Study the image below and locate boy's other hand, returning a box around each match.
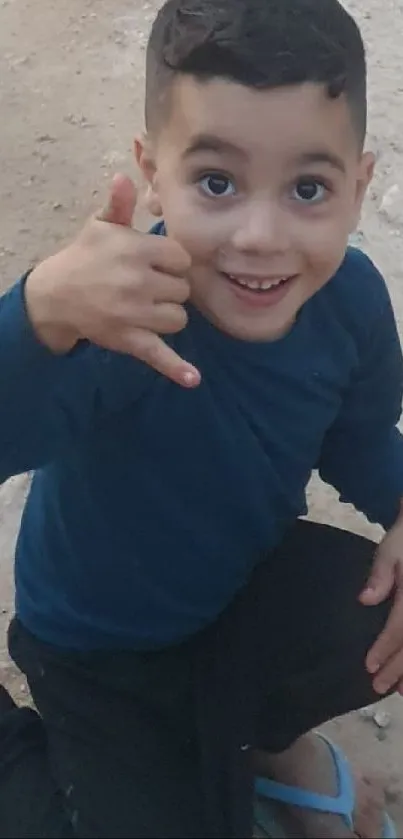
[25,174,201,389]
[360,508,403,695]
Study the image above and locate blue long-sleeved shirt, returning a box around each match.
[1,245,403,649]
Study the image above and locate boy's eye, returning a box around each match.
[198,173,236,198]
[292,178,327,204]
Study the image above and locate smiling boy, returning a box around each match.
[0,0,401,836]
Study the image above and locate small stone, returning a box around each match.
[349,230,365,247]
[19,683,27,693]
[37,134,57,144]
[381,184,400,208]
[359,705,376,719]
[11,55,30,68]
[373,710,391,729]
[376,729,388,742]
[53,202,63,210]
[380,184,403,225]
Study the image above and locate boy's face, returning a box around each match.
[137,77,374,342]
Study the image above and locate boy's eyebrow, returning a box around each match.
[295,150,346,173]
[182,136,347,173]
[182,134,248,160]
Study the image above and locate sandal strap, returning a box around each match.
[255,733,355,827]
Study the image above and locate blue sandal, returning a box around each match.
[254,733,396,838]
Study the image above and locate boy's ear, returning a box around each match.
[134,135,163,218]
[351,150,375,231]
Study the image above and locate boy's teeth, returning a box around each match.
[229,274,286,291]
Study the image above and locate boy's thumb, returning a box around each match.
[99,174,137,227]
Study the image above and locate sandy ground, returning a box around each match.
[1,0,403,832]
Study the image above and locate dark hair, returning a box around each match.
[145,0,367,142]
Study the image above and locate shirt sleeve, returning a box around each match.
[318,277,403,530]
[0,276,153,482]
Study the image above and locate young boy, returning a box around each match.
[0,0,402,835]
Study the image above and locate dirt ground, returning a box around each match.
[1,0,403,832]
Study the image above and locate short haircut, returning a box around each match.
[145,0,367,144]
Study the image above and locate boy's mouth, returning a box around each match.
[221,272,297,307]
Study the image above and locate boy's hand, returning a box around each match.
[360,507,403,695]
[25,174,200,388]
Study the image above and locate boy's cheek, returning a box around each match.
[303,217,352,272]
[164,206,227,262]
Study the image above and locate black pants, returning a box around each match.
[0,522,392,838]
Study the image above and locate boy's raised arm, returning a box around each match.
[0,176,199,482]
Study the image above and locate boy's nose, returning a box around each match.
[231,201,290,255]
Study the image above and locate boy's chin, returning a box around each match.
[202,306,298,343]
[228,319,296,343]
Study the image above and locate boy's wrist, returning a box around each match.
[24,255,80,354]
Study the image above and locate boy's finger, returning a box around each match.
[127,330,201,388]
[98,174,137,227]
[149,238,192,277]
[366,592,403,674]
[359,551,395,606]
[372,647,403,695]
[134,302,189,335]
[151,273,190,305]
